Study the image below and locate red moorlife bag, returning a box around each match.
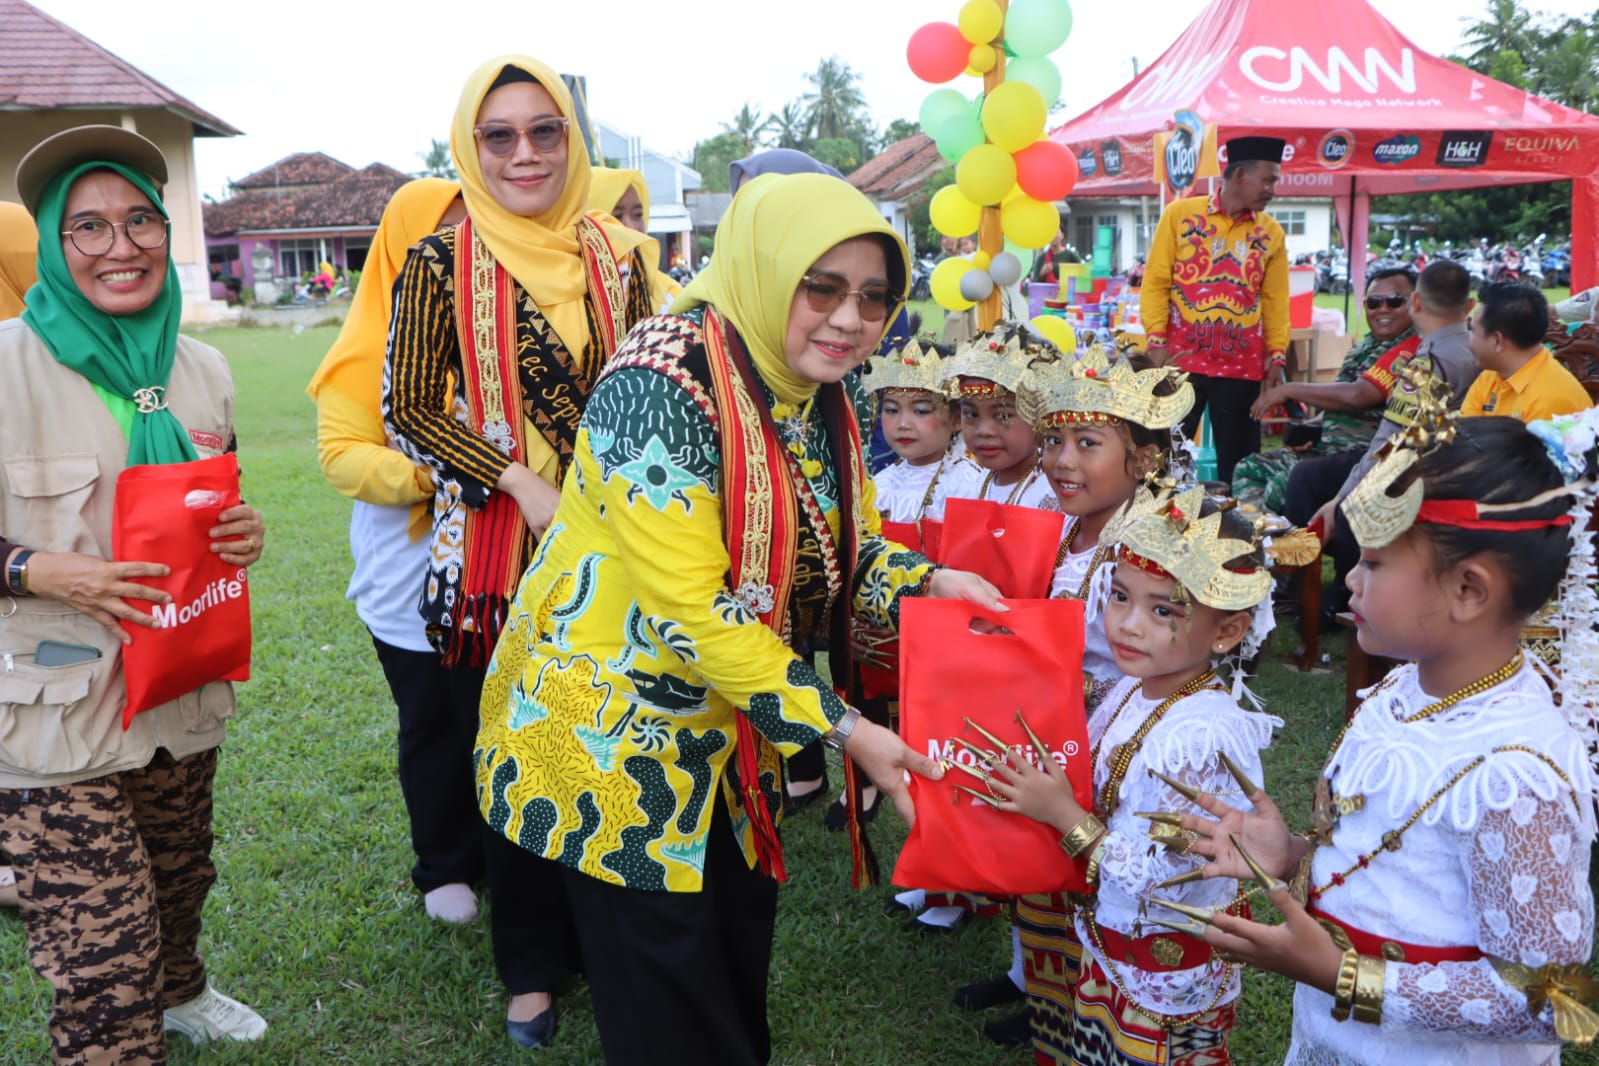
[893,596,1092,896]
[940,497,1065,599]
[113,453,252,727]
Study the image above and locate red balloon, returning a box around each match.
[1014,139,1080,201]
[907,22,971,84]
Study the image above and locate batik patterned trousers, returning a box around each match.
[0,747,220,1065]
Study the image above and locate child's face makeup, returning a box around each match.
[1042,421,1143,520]
[1105,563,1240,696]
[1345,532,1452,662]
[879,390,955,465]
[959,388,1039,479]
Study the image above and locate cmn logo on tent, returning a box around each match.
[1437,131,1491,168]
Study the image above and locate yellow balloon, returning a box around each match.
[958,0,1004,43]
[956,144,1017,206]
[1001,193,1060,248]
[1031,314,1078,353]
[931,257,977,312]
[929,185,982,238]
[981,81,1048,153]
[967,43,997,73]
[972,250,992,271]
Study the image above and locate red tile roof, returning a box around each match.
[232,152,354,191]
[204,160,415,237]
[0,0,240,136]
[849,134,947,200]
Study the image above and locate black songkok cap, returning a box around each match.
[1224,136,1286,164]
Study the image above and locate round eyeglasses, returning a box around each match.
[473,119,569,157]
[61,213,170,257]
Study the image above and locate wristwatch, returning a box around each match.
[822,705,862,751]
[5,548,33,596]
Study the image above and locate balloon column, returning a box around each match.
[909,0,1078,330]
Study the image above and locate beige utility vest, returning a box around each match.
[0,319,238,788]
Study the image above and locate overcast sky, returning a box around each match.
[30,0,1595,200]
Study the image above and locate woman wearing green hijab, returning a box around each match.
[475,172,1002,1063]
[0,126,267,1062]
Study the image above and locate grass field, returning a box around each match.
[0,324,1591,1065]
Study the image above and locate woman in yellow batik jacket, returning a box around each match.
[476,172,1000,1065]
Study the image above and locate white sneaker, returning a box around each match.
[423,882,479,924]
[164,984,267,1044]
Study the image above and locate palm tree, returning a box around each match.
[1533,24,1596,109]
[803,57,869,143]
[763,101,810,150]
[721,104,766,155]
[417,138,455,180]
[1460,0,1535,70]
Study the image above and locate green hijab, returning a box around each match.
[670,172,908,406]
[22,160,197,465]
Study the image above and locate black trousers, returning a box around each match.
[1181,373,1264,487]
[1284,450,1363,607]
[448,664,577,995]
[561,799,779,1065]
[370,636,484,892]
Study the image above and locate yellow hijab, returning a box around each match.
[587,167,649,224]
[450,55,651,361]
[671,172,908,406]
[306,177,460,408]
[0,201,39,319]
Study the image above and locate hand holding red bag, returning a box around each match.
[113,453,252,727]
[893,596,1092,897]
[940,497,1065,599]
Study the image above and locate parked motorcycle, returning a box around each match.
[909,256,935,301]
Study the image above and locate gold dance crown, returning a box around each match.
[1106,484,1271,611]
[1342,366,1458,550]
[1017,345,1193,430]
[863,338,955,400]
[942,328,1047,398]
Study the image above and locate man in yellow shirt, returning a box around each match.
[1461,282,1591,421]
[1142,136,1289,483]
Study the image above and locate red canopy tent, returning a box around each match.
[1048,0,1599,295]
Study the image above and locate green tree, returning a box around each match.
[904,167,956,257]
[1533,22,1597,110]
[1459,0,1535,68]
[722,103,766,156]
[806,137,867,175]
[803,57,870,142]
[1487,47,1528,89]
[692,131,746,193]
[877,118,923,151]
[417,138,455,180]
[763,102,810,150]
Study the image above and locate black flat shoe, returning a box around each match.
[823,792,881,832]
[982,1009,1032,1047]
[782,774,829,817]
[954,974,1025,1011]
[506,1009,556,1049]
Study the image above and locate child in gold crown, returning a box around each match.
[938,326,1058,512]
[982,484,1282,1064]
[1165,410,1599,1066]
[862,337,963,535]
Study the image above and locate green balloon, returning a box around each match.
[935,113,985,163]
[1005,56,1062,107]
[1006,0,1073,57]
[920,89,971,138]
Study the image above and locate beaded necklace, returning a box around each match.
[978,463,1043,507]
[1092,670,1221,817]
[1053,519,1113,602]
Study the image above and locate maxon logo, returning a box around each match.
[1077,146,1098,178]
[1373,134,1422,164]
[1437,131,1491,168]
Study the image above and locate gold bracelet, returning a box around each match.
[1059,813,1106,858]
[1084,836,1108,890]
[1330,947,1359,1022]
[1352,954,1385,1025]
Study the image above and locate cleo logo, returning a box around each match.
[1318,130,1354,169]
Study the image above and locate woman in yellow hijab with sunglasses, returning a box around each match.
[383,54,658,1051]
[475,172,1001,1063]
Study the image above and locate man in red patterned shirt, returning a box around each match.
[1142,136,1290,483]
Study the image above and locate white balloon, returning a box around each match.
[989,252,1024,287]
[959,270,996,301]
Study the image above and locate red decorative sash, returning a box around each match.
[702,310,869,884]
[447,217,532,668]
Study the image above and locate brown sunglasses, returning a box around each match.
[799,273,902,322]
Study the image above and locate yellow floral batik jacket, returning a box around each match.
[475,313,934,891]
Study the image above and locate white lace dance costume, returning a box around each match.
[1051,515,1119,706]
[873,446,965,523]
[939,456,1059,512]
[1287,662,1597,1066]
[1077,677,1283,1017]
